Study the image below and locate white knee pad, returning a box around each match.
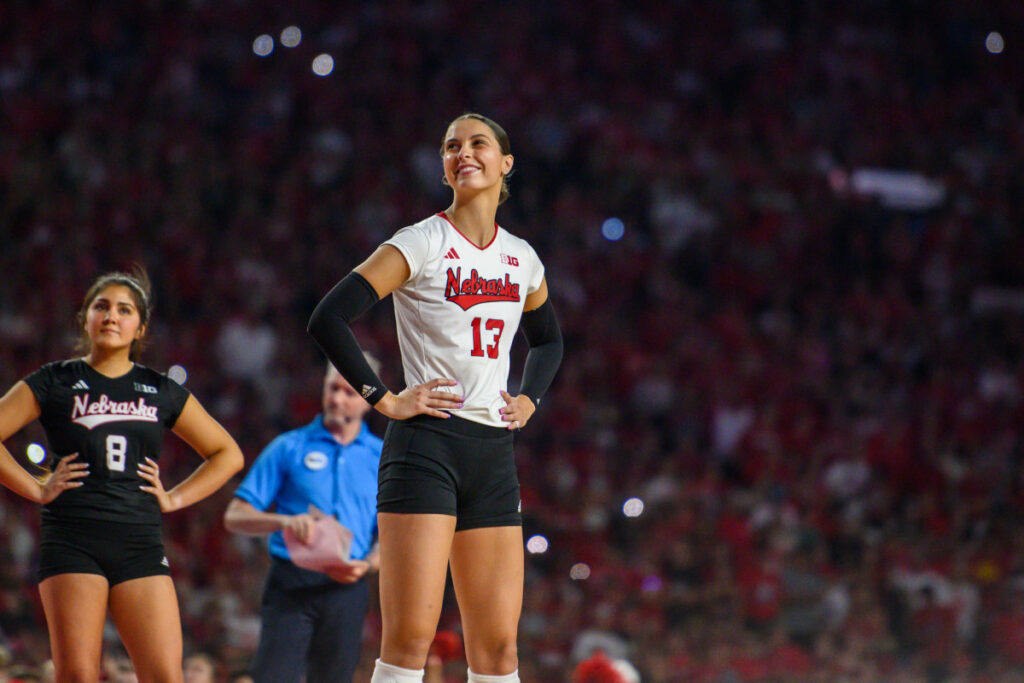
[467,670,520,682]
[371,659,425,683]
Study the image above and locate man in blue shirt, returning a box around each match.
[224,358,384,683]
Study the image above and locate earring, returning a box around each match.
[441,176,450,187]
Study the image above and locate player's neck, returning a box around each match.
[444,200,497,248]
[83,351,134,378]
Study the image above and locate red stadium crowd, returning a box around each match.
[2,0,1024,681]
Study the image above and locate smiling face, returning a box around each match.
[83,285,145,356]
[441,116,514,204]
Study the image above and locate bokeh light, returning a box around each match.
[526,535,549,554]
[641,574,663,592]
[252,34,274,57]
[168,365,188,385]
[312,54,335,77]
[986,32,1004,54]
[569,563,591,580]
[622,497,645,517]
[601,217,625,241]
[281,26,302,48]
[27,444,45,465]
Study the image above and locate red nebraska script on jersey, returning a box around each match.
[444,267,520,310]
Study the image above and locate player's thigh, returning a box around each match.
[39,573,110,680]
[109,575,184,683]
[449,525,524,667]
[378,512,456,642]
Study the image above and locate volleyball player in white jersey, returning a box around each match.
[308,113,563,683]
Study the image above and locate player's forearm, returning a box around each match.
[518,299,563,405]
[166,446,243,512]
[0,445,44,503]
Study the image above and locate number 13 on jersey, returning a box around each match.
[470,317,504,359]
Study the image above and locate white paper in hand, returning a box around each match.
[283,505,354,573]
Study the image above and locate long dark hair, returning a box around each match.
[75,265,153,361]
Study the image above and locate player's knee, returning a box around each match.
[469,639,518,674]
[385,630,437,661]
[55,663,101,683]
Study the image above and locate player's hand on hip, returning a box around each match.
[39,453,89,503]
[499,391,536,431]
[284,513,318,544]
[377,379,463,420]
[137,457,179,512]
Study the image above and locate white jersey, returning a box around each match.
[383,213,545,427]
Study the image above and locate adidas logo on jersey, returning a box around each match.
[444,248,460,259]
[361,384,375,399]
[161,556,170,567]
[71,380,89,390]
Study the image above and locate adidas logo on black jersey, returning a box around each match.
[71,380,89,391]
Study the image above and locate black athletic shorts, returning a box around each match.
[37,517,171,585]
[378,414,521,530]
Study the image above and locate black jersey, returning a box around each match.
[22,359,190,526]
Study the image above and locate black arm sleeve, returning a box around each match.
[518,298,563,406]
[307,272,390,406]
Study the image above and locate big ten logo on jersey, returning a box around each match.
[500,253,519,267]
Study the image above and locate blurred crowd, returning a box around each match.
[2,0,1024,681]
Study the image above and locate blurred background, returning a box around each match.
[2,0,1024,681]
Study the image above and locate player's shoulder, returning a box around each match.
[130,365,191,404]
[390,213,447,239]
[496,224,535,251]
[385,214,453,269]
[51,358,86,373]
[27,358,81,383]
[132,364,178,388]
[497,225,542,263]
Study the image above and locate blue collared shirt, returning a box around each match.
[233,416,382,562]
